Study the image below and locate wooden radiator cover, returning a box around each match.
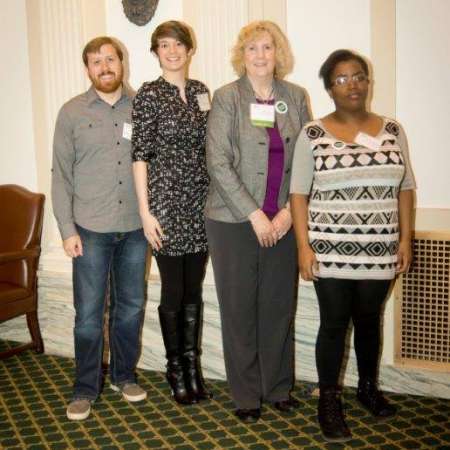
[395,231,450,372]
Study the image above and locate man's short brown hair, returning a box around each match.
[150,21,194,54]
[82,36,123,67]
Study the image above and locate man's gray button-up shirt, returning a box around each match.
[52,85,141,240]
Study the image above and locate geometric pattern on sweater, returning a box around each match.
[319,261,398,280]
[385,120,400,136]
[314,166,405,191]
[314,149,404,172]
[305,118,406,280]
[311,186,398,201]
[311,238,398,258]
[309,210,399,226]
[321,261,396,269]
[306,124,326,139]
[309,224,398,235]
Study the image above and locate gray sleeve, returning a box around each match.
[299,88,312,126]
[51,107,77,240]
[397,123,417,191]
[290,128,314,195]
[206,88,259,219]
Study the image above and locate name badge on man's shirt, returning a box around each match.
[354,132,382,151]
[122,122,132,140]
[250,103,275,128]
[197,93,211,111]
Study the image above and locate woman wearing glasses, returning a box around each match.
[290,50,415,442]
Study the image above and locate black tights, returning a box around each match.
[313,278,391,387]
[155,252,208,313]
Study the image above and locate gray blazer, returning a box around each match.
[205,75,311,223]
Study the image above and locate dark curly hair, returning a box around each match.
[319,49,369,90]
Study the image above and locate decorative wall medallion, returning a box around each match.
[122,0,159,26]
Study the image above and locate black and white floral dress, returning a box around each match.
[131,77,209,256]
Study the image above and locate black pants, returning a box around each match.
[313,278,391,386]
[155,252,208,312]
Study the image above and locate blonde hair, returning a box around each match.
[231,21,294,79]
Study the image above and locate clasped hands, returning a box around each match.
[249,208,292,248]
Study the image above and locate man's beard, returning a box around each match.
[90,70,123,94]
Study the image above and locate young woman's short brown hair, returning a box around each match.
[150,21,194,53]
[82,36,123,67]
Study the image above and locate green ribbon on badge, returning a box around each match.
[251,118,275,127]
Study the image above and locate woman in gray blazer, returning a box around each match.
[205,20,311,423]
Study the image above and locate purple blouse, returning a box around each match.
[259,100,285,218]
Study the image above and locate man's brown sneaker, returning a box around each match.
[110,383,147,402]
[66,399,91,421]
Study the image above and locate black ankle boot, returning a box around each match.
[357,378,397,418]
[318,386,352,443]
[158,307,197,405]
[183,304,212,401]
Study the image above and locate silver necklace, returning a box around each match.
[254,86,274,104]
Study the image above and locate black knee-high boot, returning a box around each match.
[158,307,197,405]
[183,303,212,401]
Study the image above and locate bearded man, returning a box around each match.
[52,37,147,420]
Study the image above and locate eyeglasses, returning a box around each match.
[331,73,368,86]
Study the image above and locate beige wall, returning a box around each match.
[287,0,371,118]
[397,0,450,209]
[0,0,37,190]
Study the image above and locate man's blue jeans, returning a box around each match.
[72,225,147,400]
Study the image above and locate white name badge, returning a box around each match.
[122,122,132,140]
[250,103,275,128]
[196,93,211,111]
[354,132,382,151]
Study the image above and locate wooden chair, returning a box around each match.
[0,184,45,358]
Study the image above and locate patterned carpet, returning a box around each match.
[0,341,449,450]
